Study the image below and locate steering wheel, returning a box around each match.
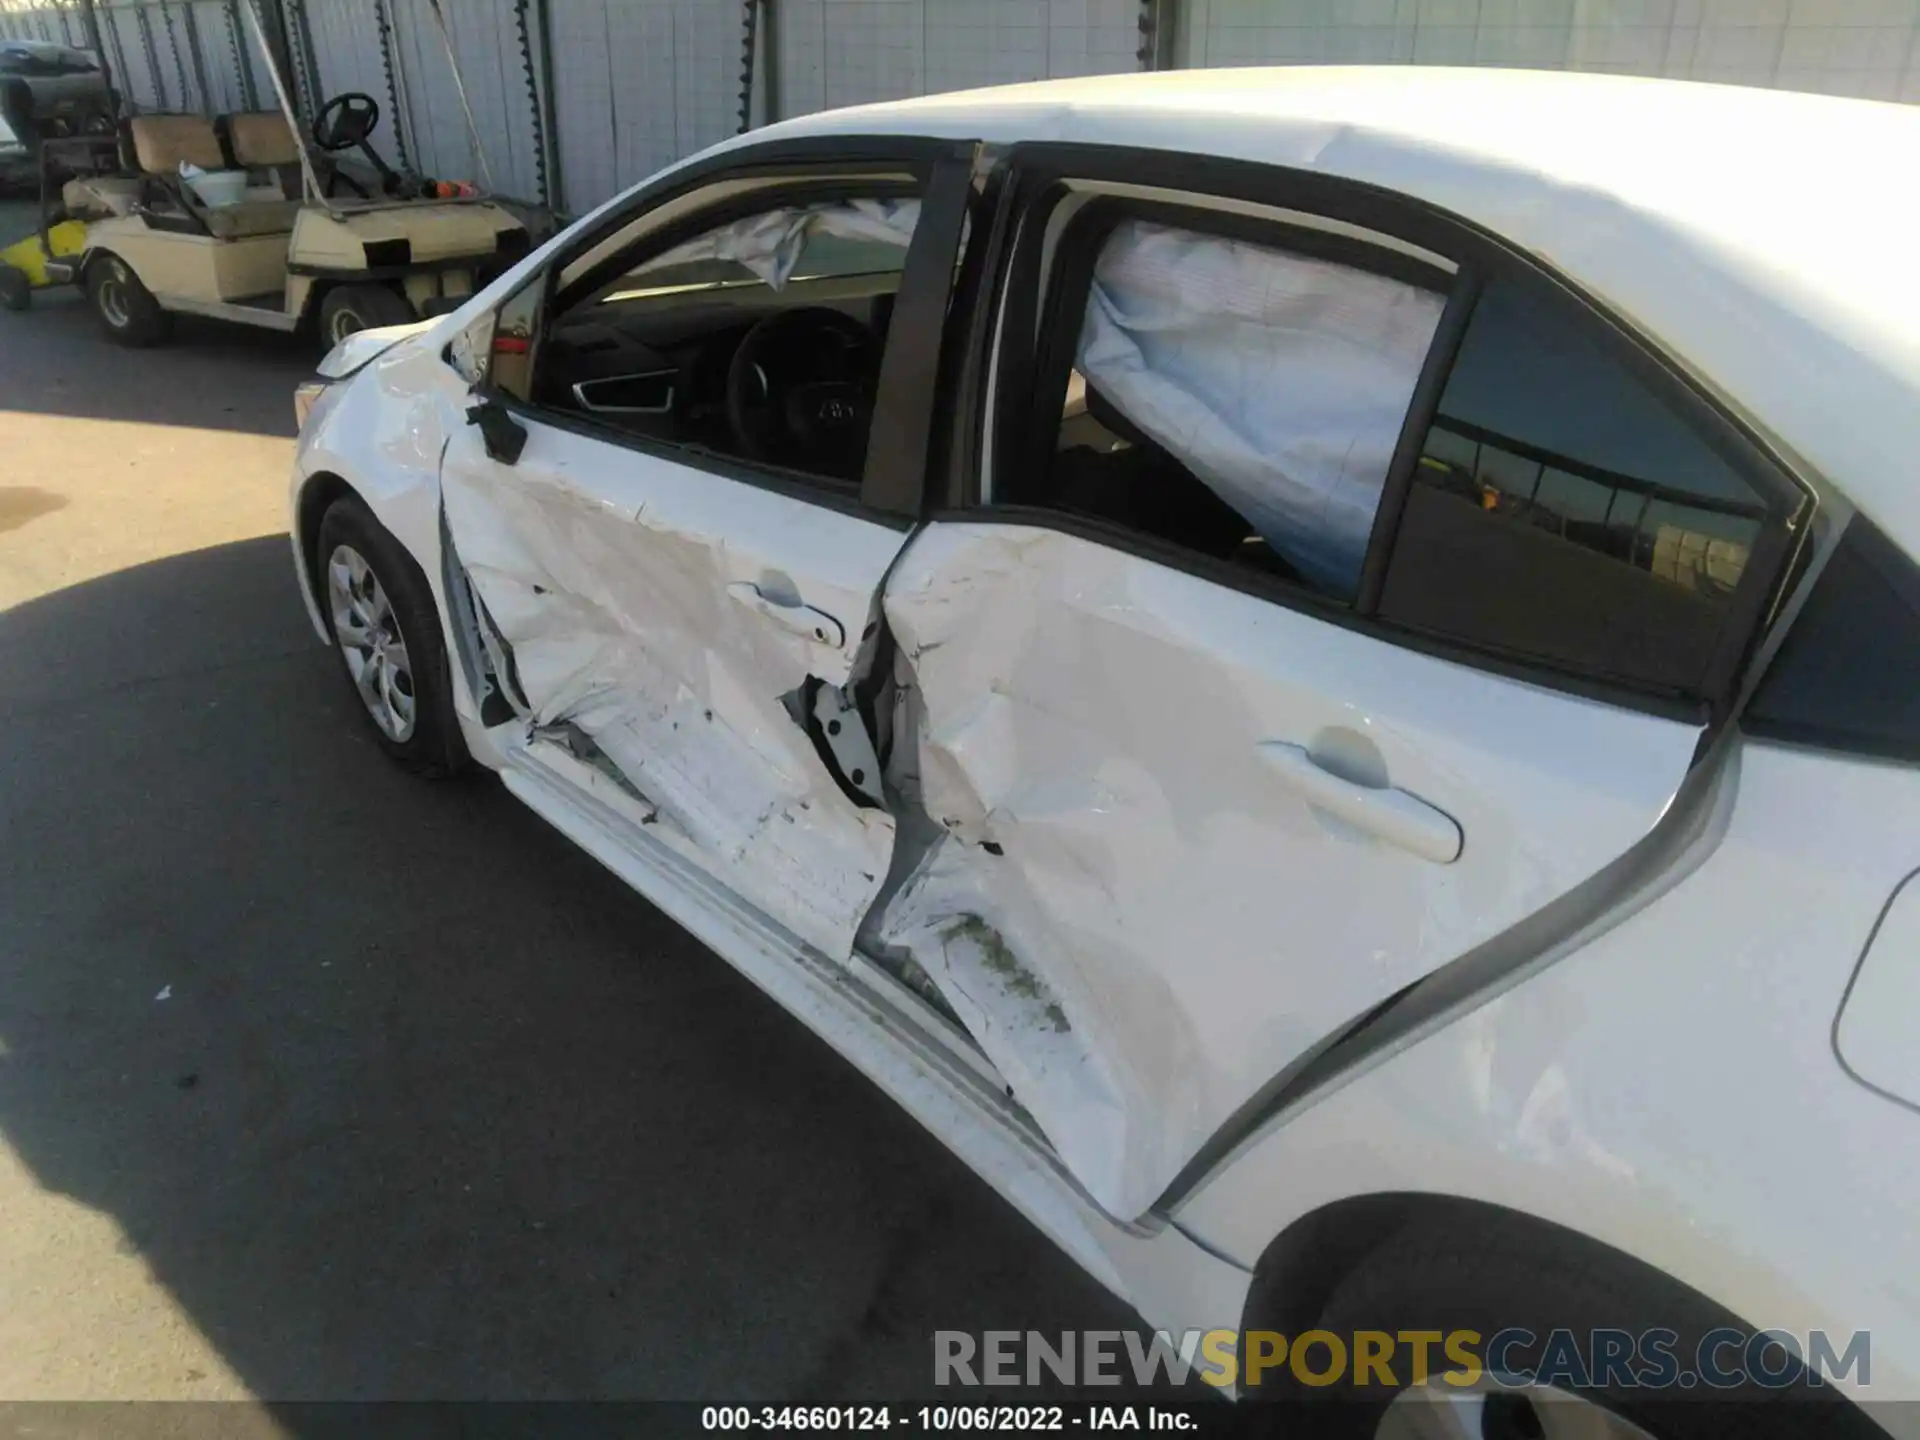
[725,308,879,478]
[312,91,380,152]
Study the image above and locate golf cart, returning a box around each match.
[2,3,534,348]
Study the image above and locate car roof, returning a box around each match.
[718,67,1920,553]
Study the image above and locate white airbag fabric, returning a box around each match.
[1076,220,1444,594]
[639,198,920,292]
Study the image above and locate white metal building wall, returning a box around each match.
[394,0,543,198]
[11,0,1920,208]
[102,3,162,107]
[544,0,744,211]
[775,0,1143,115]
[300,0,393,128]
[188,0,258,113]
[296,0,544,201]
[1180,0,1920,102]
[0,0,68,43]
[0,0,270,115]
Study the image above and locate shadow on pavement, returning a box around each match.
[0,287,316,440]
[0,537,1193,1412]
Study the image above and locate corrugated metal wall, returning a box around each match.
[0,0,270,115]
[774,0,1143,111]
[1178,0,1920,103]
[546,0,742,209]
[388,0,543,199]
[6,0,1920,211]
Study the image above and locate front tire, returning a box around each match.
[318,283,415,349]
[316,494,469,777]
[86,254,171,346]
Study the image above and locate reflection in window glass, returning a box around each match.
[1418,413,1759,599]
[604,199,918,305]
[1380,277,1775,696]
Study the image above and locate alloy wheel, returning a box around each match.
[327,542,416,742]
[1376,1376,1660,1440]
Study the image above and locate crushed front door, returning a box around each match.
[440,424,905,960]
[436,144,977,961]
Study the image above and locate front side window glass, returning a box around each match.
[533,194,921,487]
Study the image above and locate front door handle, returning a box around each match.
[726,582,846,649]
[1257,741,1463,864]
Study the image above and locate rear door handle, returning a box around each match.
[726,582,846,649]
[1256,741,1463,864]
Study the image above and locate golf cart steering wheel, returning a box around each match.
[312,92,380,152]
[725,308,878,478]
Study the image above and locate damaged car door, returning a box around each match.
[437,145,972,960]
[865,160,1801,1221]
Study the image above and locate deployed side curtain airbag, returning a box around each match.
[637,198,921,292]
[1076,220,1445,595]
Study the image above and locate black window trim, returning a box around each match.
[476,133,977,528]
[944,140,1813,725]
[1742,508,1920,764]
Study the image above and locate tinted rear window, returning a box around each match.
[1378,275,1776,699]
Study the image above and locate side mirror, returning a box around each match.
[466,397,527,466]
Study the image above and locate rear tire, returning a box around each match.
[86,254,171,346]
[0,264,28,312]
[1253,1220,1877,1439]
[316,493,469,778]
[318,283,415,350]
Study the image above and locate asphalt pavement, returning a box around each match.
[0,199,1177,1420]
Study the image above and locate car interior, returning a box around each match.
[533,207,912,486]
[1013,210,1395,596]
[1045,370,1305,583]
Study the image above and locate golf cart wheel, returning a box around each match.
[318,284,414,349]
[316,492,469,778]
[86,254,171,346]
[0,264,28,312]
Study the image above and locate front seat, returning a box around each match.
[1072,382,1253,559]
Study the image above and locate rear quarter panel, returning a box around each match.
[1174,738,1920,1422]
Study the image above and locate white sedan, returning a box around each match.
[288,66,1920,1437]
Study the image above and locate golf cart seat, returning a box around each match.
[127,114,301,238]
[219,110,304,194]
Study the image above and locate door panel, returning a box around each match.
[441,415,903,959]
[873,522,1704,1219]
